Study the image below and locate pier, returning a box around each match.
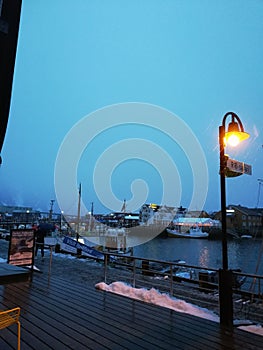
[0,255,262,349]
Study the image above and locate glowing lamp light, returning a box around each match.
[224,118,250,147]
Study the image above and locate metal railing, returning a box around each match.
[103,252,218,294]
[102,252,263,302]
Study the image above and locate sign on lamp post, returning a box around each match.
[226,158,252,176]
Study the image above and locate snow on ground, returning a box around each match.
[238,324,263,336]
[95,281,263,336]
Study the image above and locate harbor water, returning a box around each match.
[133,236,263,275]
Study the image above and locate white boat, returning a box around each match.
[154,261,198,282]
[100,227,133,256]
[241,235,252,239]
[166,226,209,239]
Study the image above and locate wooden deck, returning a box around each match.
[0,268,262,349]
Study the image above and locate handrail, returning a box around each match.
[102,251,263,300]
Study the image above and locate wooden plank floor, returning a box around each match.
[0,270,262,349]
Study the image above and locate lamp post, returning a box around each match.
[218,112,250,329]
[26,210,30,226]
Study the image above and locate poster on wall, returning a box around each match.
[8,229,35,266]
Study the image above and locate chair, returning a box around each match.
[0,307,21,350]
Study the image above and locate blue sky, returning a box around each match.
[0,0,262,215]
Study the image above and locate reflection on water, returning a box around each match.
[134,237,263,275]
[199,246,209,268]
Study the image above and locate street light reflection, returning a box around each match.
[199,246,209,267]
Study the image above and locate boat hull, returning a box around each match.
[166,228,209,239]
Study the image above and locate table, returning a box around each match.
[0,263,31,284]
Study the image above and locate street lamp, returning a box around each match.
[26,210,30,226]
[219,112,250,328]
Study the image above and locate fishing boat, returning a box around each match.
[240,234,253,239]
[166,226,209,239]
[166,217,216,239]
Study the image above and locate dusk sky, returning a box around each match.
[0,0,262,216]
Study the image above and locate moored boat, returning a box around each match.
[240,234,253,239]
[166,226,209,239]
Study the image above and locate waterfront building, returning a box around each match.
[139,203,213,225]
[214,204,263,237]
[0,205,41,224]
[139,203,173,225]
[97,212,140,228]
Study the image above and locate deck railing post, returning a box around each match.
[133,258,136,288]
[218,268,233,329]
[170,264,173,296]
[104,253,108,284]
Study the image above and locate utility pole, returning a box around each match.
[49,200,55,222]
[91,202,94,216]
[256,179,263,208]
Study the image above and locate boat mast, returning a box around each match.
[88,202,94,232]
[76,183,81,241]
[121,199,126,213]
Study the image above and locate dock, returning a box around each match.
[0,264,262,349]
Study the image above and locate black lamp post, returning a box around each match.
[218,112,249,328]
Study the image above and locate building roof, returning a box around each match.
[172,217,219,226]
[228,205,263,216]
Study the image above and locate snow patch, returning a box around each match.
[95,281,219,322]
[238,324,263,336]
[95,281,263,336]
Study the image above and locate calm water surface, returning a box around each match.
[133,237,263,275]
